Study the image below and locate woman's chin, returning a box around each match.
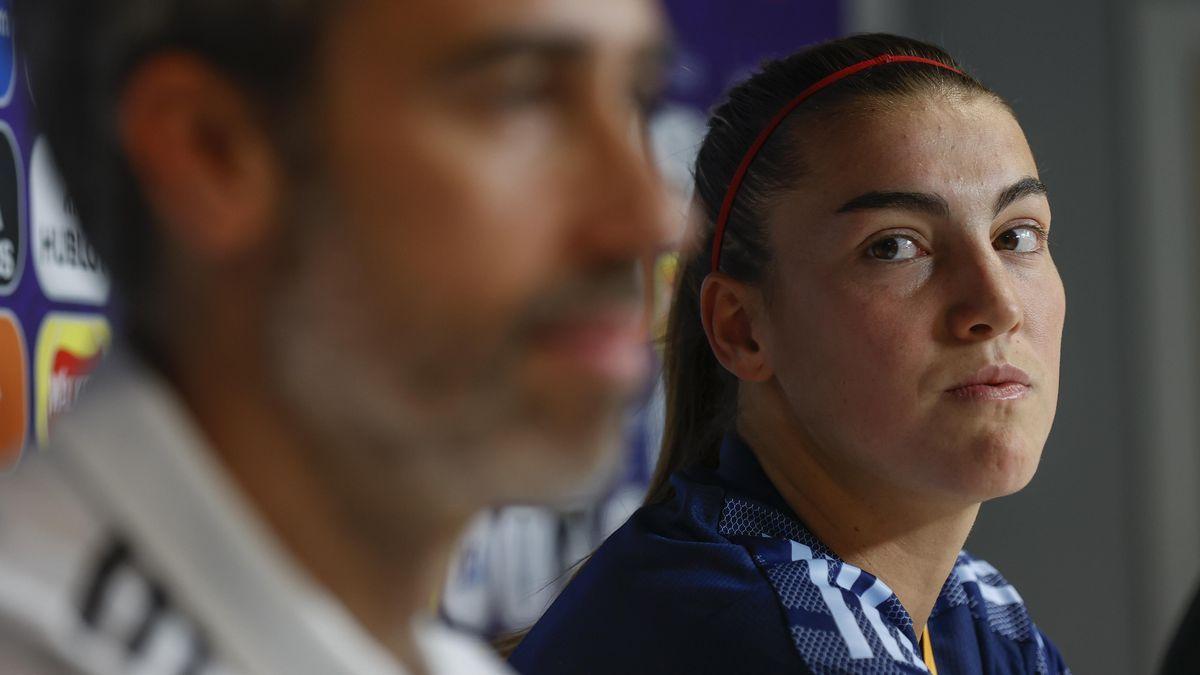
[943,432,1044,502]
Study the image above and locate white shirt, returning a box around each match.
[0,353,514,675]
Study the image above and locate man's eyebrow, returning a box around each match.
[435,33,592,76]
[993,177,1048,217]
[836,191,951,219]
[435,30,673,78]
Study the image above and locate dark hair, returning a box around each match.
[646,33,1001,505]
[14,0,333,342]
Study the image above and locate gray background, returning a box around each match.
[848,2,1200,674]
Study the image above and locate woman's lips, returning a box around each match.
[947,382,1030,401]
[945,363,1032,402]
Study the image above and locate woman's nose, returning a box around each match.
[944,252,1023,342]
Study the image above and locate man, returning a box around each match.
[1,1,670,673]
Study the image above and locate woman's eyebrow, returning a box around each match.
[835,178,1048,220]
[993,177,1048,217]
[836,191,950,219]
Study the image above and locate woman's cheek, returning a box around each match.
[846,293,927,364]
[1018,267,1066,353]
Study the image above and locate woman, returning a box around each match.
[510,33,1069,675]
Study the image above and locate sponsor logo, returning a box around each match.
[31,136,110,304]
[0,310,26,469]
[0,0,14,108]
[0,122,20,294]
[35,314,110,445]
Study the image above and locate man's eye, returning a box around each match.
[473,61,559,110]
[867,235,924,261]
[994,226,1043,253]
[490,79,555,109]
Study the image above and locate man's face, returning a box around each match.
[270,0,671,508]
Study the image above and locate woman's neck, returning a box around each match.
[737,398,979,636]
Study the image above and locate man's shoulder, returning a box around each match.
[417,621,515,675]
[0,451,236,675]
[0,453,119,675]
[0,451,107,624]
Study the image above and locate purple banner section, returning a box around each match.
[662,0,841,109]
[0,0,113,467]
[648,0,841,211]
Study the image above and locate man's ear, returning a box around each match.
[118,52,282,261]
[699,272,773,382]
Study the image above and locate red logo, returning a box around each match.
[34,313,110,446]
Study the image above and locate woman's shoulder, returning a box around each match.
[936,550,1043,627]
[509,477,804,675]
[552,479,772,602]
[931,550,1071,674]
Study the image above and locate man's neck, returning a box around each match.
[738,396,977,636]
[166,337,466,674]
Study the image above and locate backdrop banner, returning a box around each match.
[0,0,113,471]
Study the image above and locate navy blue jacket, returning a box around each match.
[511,435,1069,675]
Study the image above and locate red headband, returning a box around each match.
[709,54,964,274]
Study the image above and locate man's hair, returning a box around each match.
[15,0,332,337]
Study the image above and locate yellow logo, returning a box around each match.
[35,313,110,446]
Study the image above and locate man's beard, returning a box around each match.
[261,190,643,542]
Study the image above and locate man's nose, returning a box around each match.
[567,105,674,266]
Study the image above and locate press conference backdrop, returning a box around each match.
[0,0,113,473]
[0,0,842,627]
[5,3,1189,674]
[0,0,841,477]
[0,0,843,493]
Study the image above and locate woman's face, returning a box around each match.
[759,94,1064,504]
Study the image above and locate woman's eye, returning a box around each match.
[994,226,1043,253]
[867,235,924,261]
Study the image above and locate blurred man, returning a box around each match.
[0,1,669,673]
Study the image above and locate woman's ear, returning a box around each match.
[700,273,773,382]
